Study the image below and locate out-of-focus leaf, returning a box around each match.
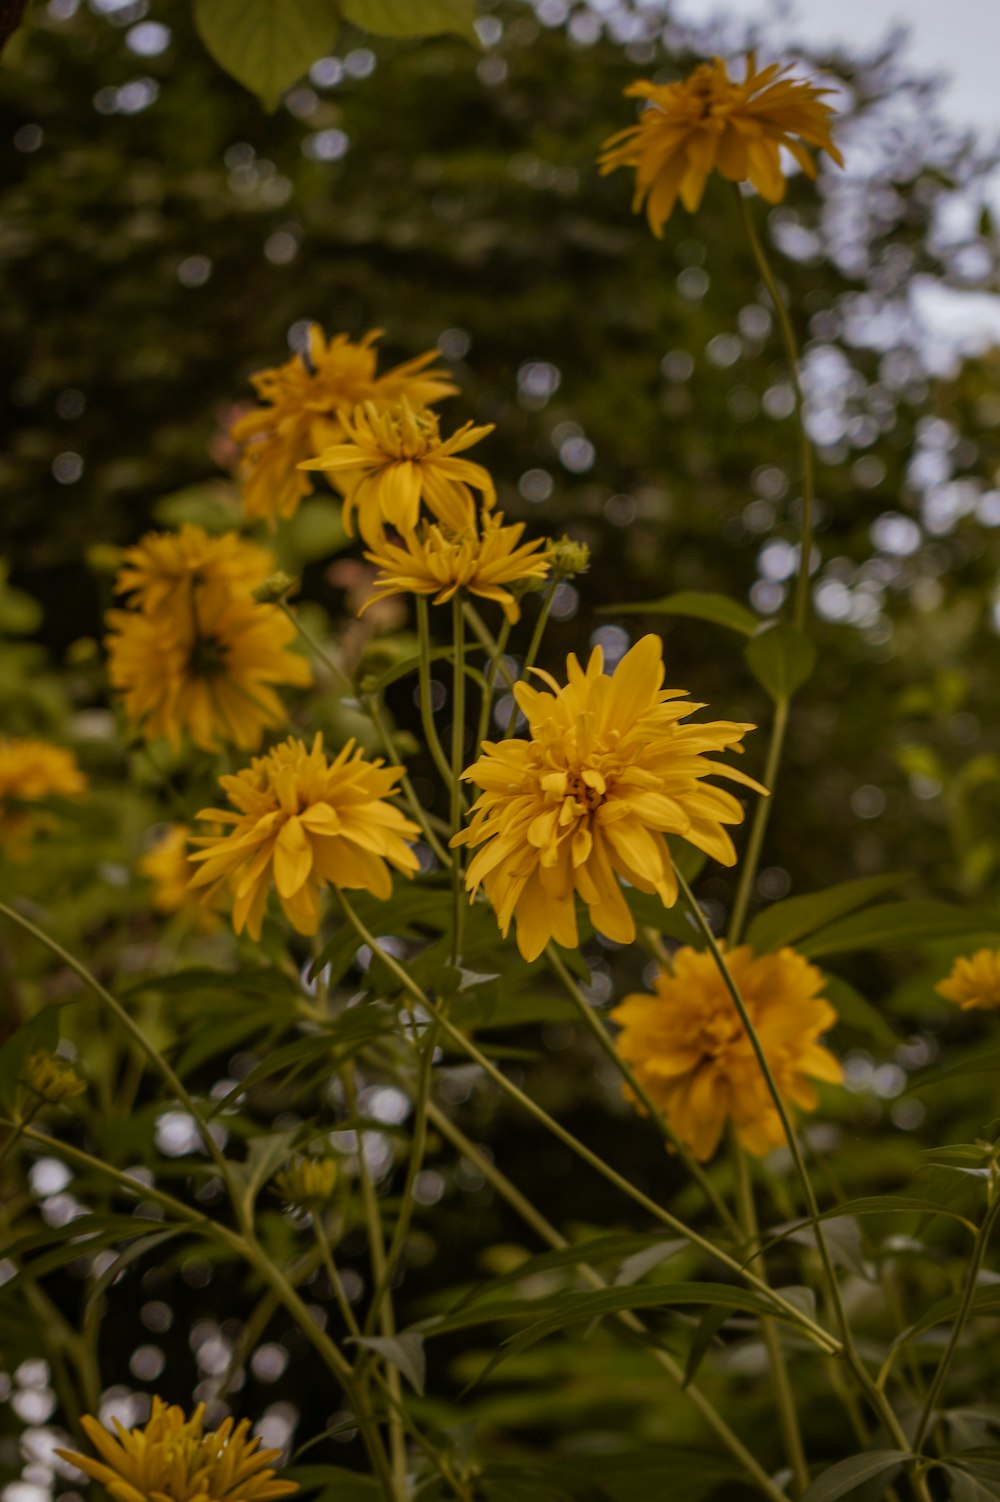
[0,1005,59,1115]
[798,903,998,959]
[286,1466,381,1501]
[604,590,758,636]
[232,1128,301,1213]
[756,1197,978,1263]
[801,1451,911,1501]
[349,1332,426,1394]
[195,0,340,108]
[682,1303,729,1388]
[822,975,902,1048]
[0,1216,172,1296]
[84,1227,188,1316]
[745,621,816,701]
[745,874,907,954]
[341,0,477,42]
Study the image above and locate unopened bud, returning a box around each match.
[548,536,590,578]
[252,571,298,605]
[23,1050,85,1106]
[274,1156,338,1209]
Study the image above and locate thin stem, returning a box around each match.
[427,1101,789,1502]
[503,579,558,740]
[333,891,839,1355]
[546,946,740,1238]
[0,902,237,1203]
[416,596,455,789]
[736,188,815,633]
[727,697,788,944]
[365,691,452,868]
[731,1135,810,1496]
[278,600,354,697]
[313,1216,363,1342]
[463,603,514,747]
[912,1193,1000,1453]
[450,594,466,964]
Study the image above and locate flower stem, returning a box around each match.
[427,1101,790,1502]
[546,945,740,1238]
[731,1133,810,1496]
[503,578,558,739]
[735,188,815,634]
[727,697,788,945]
[332,891,840,1355]
[463,603,514,747]
[278,600,354,697]
[416,595,455,789]
[364,690,452,868]
[450,594,466,964]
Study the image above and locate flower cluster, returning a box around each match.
[232,325,456,525]
[613,945,842,1160]
[0,736,86,854]
[188,733,420,938]
[600,53,842,236]
[454,634,763,961]
[57,1399,298,1502]
[105,525,311,752]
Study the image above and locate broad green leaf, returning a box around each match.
[755,1198,978,1263]
[822,975,902,1049]
[349,1333,426,1394]
[943,1454,1000,1501]
[891,1284,1000,1356]
[341,0,477,42]
[286,1466,381,1501]
[798,903,999,960]
[602,590,758,636]
[449,1233,684,1312]
[745,874,907,954]
[912,1051,1000,1093]
[682,1303,728,1388]
[0,1006,59,1115]
[195,0,340,109]
[801,1451,911,1501]
[745,621,816,702]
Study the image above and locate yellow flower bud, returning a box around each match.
[274,1156,338,1209]
[23,1050,85,1106]
[547,536,591,578]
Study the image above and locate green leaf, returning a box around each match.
[194,0,340,109]
[341,0,478,43]
[286,1465,381,1501]
[822,975,902,1049]
[448,1233,684,1312]
[745,874,907,954]
[943,1454,1000,1501]
[231,1128,301,1214]
[0,1006,59,1116]
[755,1197,978,1263]
[798,903,999,960]
[682,1303,729,1388]
[350,1333,426,1395]
[891,1284,1000,1355]
[801,1451,911,1501]
[745,621,816,702]
[602,590,758,636]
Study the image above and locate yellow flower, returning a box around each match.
[114,525,272,616]
[232,325,457,526]
[56,1398,298,1502]
[936,949,1000,1012]
[274,1155,338,1209]
[188,733,421,939]
[360,511,551,624]
[599,53,843,237]
[300,399,495,544]
[0,737,86,854]
[140,824,223,931]
[612,945,842,1161]
[23,1050,86,1106]
[106,593,310,753]
[453,634,764,962]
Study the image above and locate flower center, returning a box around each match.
[565,769,604,812]
[188,633,228,680]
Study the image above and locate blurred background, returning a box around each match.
[3,0,1000,1495]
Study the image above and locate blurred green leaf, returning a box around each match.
[604,591,758,636]
[0,1006,59,1115]
[350,1332,426,1394]
[342,0,478,42]
[746,874,907,954]
[798,903,999,959]
[801,1451,911,1501]
[195,0,340,108]
[745,621,816,702]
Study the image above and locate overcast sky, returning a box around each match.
[671,0,1000,140]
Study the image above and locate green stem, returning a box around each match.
[278,600,354,697]
[731,1134,810,1496]
[333,891,839,1355]
[313,1216,363,1342]
[416,596,455,789]
[736,188,815,633]
[427,1101,789,1502]
[0,902,238,1204]
[365,691,452,868]
[450,594,466,964]
[503,578,558,740]
[727,697,788,945]
[912,1193,1000,1453]
[463,604,514,748]
[546,946,740,1239]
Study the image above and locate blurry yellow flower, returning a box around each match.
[232,325,457,526]
[612,945,842,1161]
[140,824,223,931]
[23,1050,86,1106]
[599,53,843,236]
[937,949,1000,1012]
[188,733,420,940]
[106,593,310,753]
[0,737,86,854]
[300,399,495,544]
[57,1398,298,1502]
[114,525,272,616]
[274,1155,338,1209]
[453,634,763,962]
[360,512,551,624]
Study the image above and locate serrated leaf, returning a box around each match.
[602,590,758,636]
[798,903,998,960]
[350,1333,426,1394]
[801,1451,911,1501]
[195,0,340,109]
[745,621,816,702]
[341,0,477,43]
[745,874,907,954]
